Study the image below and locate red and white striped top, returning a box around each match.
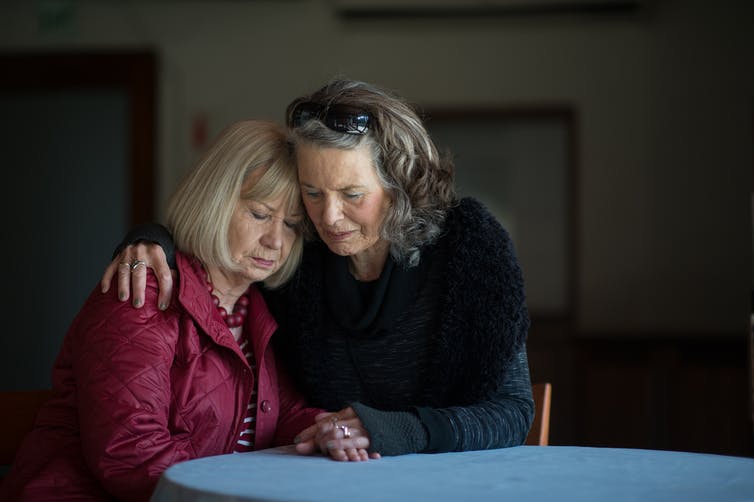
[234,333,258,453]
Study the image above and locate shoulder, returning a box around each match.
[448,197,508,234]
[450,196,493,220]
[443,197,514,256]
[66,285,180,381]
[76,282,167,331]
[73,263,187,350]
[437,197,526,311]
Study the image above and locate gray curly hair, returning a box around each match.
[286,79,456,267]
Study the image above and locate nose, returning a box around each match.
[322,195,343,226]
[260,219,283,250]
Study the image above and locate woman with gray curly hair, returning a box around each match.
[103,79,534,462]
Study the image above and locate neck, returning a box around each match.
[205,265,250,311]
[347,240,390,282]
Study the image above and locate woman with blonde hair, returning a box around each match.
[1,120,328,502]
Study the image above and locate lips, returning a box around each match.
[252,257,275,269]
[325,230,355,242]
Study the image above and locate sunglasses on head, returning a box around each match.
[289,101,372,135]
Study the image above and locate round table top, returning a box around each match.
[152,445,754,502]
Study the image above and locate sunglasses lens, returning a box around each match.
[326,111,370,134]
[291,102,371,135]
[291,103,320,128]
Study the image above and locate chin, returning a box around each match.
[325,243,355,257]
[243,269,273,284]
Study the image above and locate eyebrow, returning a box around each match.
[300,182,366,191]
[251,200,303,218]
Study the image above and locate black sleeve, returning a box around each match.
[111,223,177,269]
[349,402,428,456]
[421,346,534,453]
[352,346,534,456]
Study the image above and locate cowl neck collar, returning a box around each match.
[324,252,426,335]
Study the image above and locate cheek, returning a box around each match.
[361,201,389,230]
[227,225,243,255]
[231,221,254,249]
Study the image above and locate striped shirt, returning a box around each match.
[234,333,258,453]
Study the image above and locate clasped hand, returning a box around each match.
[294,407,380,462]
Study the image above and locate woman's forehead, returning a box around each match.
[297,143,375,177]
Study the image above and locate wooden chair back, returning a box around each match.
[525,382,552,446]
[0,389,52,467]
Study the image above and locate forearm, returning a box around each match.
[430,347,534,452]
[350,347,533,456]
[113,222,177,268]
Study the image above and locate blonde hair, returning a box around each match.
[167,120,303,288]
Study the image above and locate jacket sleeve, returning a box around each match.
[350,346,534,456]
[71,279,191,501]
[271,362,322,446]
[112,222,177,269]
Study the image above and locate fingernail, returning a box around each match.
[134,298,142,307]
[326,441,335,449]
[293,436,301,444]
[159,303,168,311]
[118,293,126,301]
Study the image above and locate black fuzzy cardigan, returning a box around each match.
[271,198,533,453]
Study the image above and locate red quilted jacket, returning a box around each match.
[0,252,321,502]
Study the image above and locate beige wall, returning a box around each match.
[1,0,751,335]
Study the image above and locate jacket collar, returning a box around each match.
[175,251,278,359]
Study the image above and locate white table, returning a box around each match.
[152,445,754,502]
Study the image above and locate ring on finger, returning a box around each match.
[130,259,146,272]
[336,425,351,439]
